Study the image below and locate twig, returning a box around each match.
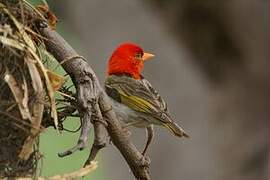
[84,101,107,166]
[40,27,151,180]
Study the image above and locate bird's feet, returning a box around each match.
[140,155,151,169]
[122,127,132,137]
[120,122,132,137]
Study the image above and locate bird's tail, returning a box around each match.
[164,121,189,138]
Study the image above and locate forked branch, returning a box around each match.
[40,27,150,180]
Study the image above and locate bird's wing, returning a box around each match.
[105,75,171,123]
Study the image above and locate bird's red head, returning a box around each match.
[107,43,154,80]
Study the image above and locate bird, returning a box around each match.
[105,43,189,156]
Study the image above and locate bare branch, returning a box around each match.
[84,102,107,166]
[40,27,150,180]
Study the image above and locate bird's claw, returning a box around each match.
[140,155,151,168]
[122,127,132,137]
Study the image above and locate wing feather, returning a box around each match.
[105,75,171,123]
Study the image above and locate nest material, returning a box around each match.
[0,0,65,178]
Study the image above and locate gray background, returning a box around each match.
[47,0,270,179]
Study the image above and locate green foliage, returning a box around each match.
[40,121,104,179]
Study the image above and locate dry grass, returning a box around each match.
[0,0,89,178]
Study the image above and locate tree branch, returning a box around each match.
[40,27,150,180]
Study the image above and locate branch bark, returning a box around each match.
[40,27,150,180]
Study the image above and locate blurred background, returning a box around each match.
[32,0,270,179]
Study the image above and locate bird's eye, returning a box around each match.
[135,52,143,59]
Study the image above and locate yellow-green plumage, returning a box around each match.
[105,74,189,138]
